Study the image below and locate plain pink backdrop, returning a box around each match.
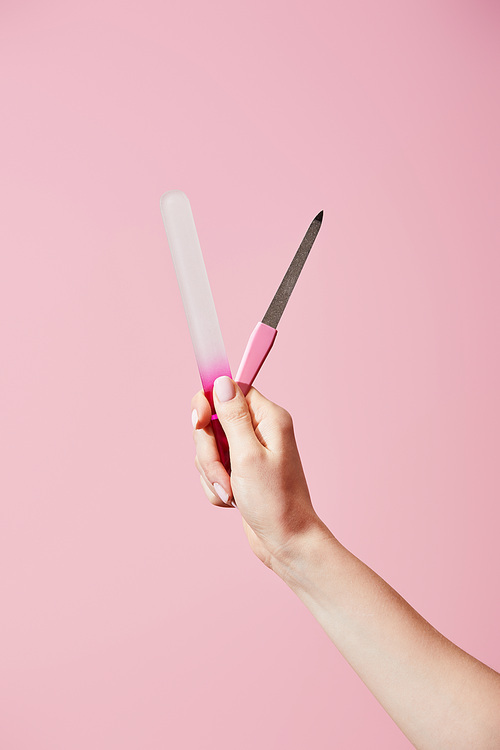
[1,1,499,748]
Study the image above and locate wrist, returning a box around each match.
[269,515,339,591]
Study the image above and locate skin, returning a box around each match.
[191,377,500,750]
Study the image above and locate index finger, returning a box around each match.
[191,390,212,429]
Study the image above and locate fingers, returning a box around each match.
[191,391,234,508]
[196,458,235,508]
[191,390,212,430]
[213,377,263,464]
[191,380,286,507]
[245,386,295,450]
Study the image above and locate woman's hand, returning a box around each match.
[192,378,500,750]
[191,377,327,569]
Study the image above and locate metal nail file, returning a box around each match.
[235,211,323,396]
[160,190,231,472]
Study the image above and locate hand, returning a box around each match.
[191,377,326,569]
[193,381,500,750]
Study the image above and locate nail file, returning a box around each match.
[235,211,323,396]
[160,190,231,472]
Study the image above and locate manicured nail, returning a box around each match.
[214,376,235,403]
[191,409,199,429]
[213,482,230,504]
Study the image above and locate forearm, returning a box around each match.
[271,520,500,750]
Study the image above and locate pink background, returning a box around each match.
[1,1,499,747]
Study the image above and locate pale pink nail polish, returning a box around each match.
[213,482,229,504]
[191,409,199,429]
[214,376,235,402]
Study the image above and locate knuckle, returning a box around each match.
[275,406,294,434]
[223,405,252,427]
[203,456,221,483]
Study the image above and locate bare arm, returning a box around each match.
[191,378,500,749]
[272,523,500,750]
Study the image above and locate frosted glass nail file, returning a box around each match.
[160,190,231,471]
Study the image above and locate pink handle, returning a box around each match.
[235,322,278,396]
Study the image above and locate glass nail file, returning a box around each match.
[235,211,323,396]
[160,190,231,472]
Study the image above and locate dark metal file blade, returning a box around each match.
[262,210,323,329]
[235,210,323,396]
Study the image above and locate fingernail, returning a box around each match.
[191,409,199,429]
[214,376,235,403]
[213,482,230,504]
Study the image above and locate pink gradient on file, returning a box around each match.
[198,359,232,396]
[199,359,232,473]
[160,190,232,471]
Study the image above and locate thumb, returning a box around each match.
[213,376,261,459]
